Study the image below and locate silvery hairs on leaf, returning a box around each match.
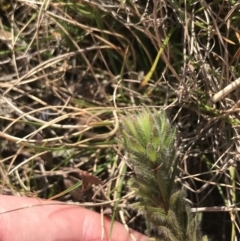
[117,107,208,241]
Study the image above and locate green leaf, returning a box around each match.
[147,143,158,162]
[128,136,146,154]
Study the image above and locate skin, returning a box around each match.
[0,195,149,241]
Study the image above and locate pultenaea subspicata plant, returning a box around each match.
[118,107,208,241]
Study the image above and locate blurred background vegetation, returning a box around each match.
[0,0,240,240]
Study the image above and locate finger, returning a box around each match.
[0,195,149,241]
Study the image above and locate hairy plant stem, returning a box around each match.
[118,107,208,241]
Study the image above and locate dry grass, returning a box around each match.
[0,0,240,240]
